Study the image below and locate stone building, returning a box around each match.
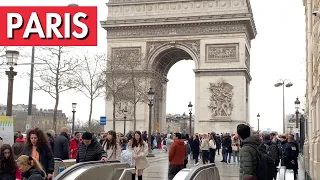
[0,104,68,133]
[303,0,320,179]
[101,0,256,134]
[166,113,195,134]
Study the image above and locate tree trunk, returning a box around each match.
[113,96,116,130]
[133,102,137,131]
[53,91,59,132]
[133,80,137,131]
[88,97,93,127]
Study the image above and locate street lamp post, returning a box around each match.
[5,50,19,116]
[257,113,260,132]
[274,79,293,133]
[188,102,193,135]
[71,103,77,134]
[294,97,300,128]
[122,107,128,135]
[147,88,155,157]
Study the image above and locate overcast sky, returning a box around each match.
[0,0,306,132]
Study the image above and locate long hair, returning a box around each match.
[25,128,48,149]
[17,155,46,179]
[0,144,16,174]
[132,131,144,147]
[103,130,117,150]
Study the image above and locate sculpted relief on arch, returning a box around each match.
[208,79,234,118]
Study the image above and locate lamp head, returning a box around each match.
[285,82,293,87]
[72,103,77,110]
[147,88,155,101]
[188,101,193,112]
[294,97,300,110]
[5,50,19,66]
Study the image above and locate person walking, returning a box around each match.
[237,124,261,179]
[191,134,200,165]
[200,134,210,164]
[23,128,54,179]
[168,133,187,180]
[209,133,217,163]
[232,134,240,164]
[0,144,16,180]
[128,131,149,180]
[102,130,121,161]
[76,132,107,163]
[53,127,70,160]
[69,132,81,159]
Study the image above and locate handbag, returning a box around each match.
[232,145,239,151]
[120,149,135,166]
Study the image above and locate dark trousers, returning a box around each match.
[209,148,216,163]
[183,160,188,168]
[202,150,209,164]
[168,164,184,180]
[217,148,220,155]
[222,149,228,162]
[193,153,199,163]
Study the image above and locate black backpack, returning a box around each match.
[244,143,276,180]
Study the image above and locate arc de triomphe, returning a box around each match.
[101,0,256,134]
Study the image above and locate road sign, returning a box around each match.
[100,116,106,125]
[26,124,30,130]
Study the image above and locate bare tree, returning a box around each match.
[105,56,129,130]
[74,53,106,127]
[79,120,102,133]
[120,62,148,131]
[33,46,81,131]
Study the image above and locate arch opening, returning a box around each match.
[152,47,193,77]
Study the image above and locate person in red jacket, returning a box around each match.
[69,132,81,159]
[168,133,187,180]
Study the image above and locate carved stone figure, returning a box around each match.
[207,44,238,61]
[208,79,234,117]
[112,47,141,62]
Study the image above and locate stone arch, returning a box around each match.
[146,41,200,75]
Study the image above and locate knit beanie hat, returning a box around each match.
[82,132,93,140]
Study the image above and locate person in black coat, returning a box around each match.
[76,132,108,163]
[0,144,16,180]
[215,135,221,155]
[53,127,70,160]
[23,128,54,179]
[191,134,200,164]
[221,134,232,163]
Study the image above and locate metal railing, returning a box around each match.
[173,163,220,180]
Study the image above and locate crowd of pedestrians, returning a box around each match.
[0,124,300,180]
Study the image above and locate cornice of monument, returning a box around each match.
[102,19,256,40]
[107,0,195,5]
[194,68,252,81]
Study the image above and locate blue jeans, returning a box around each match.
[222,150,228,162]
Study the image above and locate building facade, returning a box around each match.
[101,0,256,134]
[303,0,320,179]
[166,113,195,134]
[0,104,68,133]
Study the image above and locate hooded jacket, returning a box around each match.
[239,136,261,180]
[169,139,187,165]
[12,138,25,160]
